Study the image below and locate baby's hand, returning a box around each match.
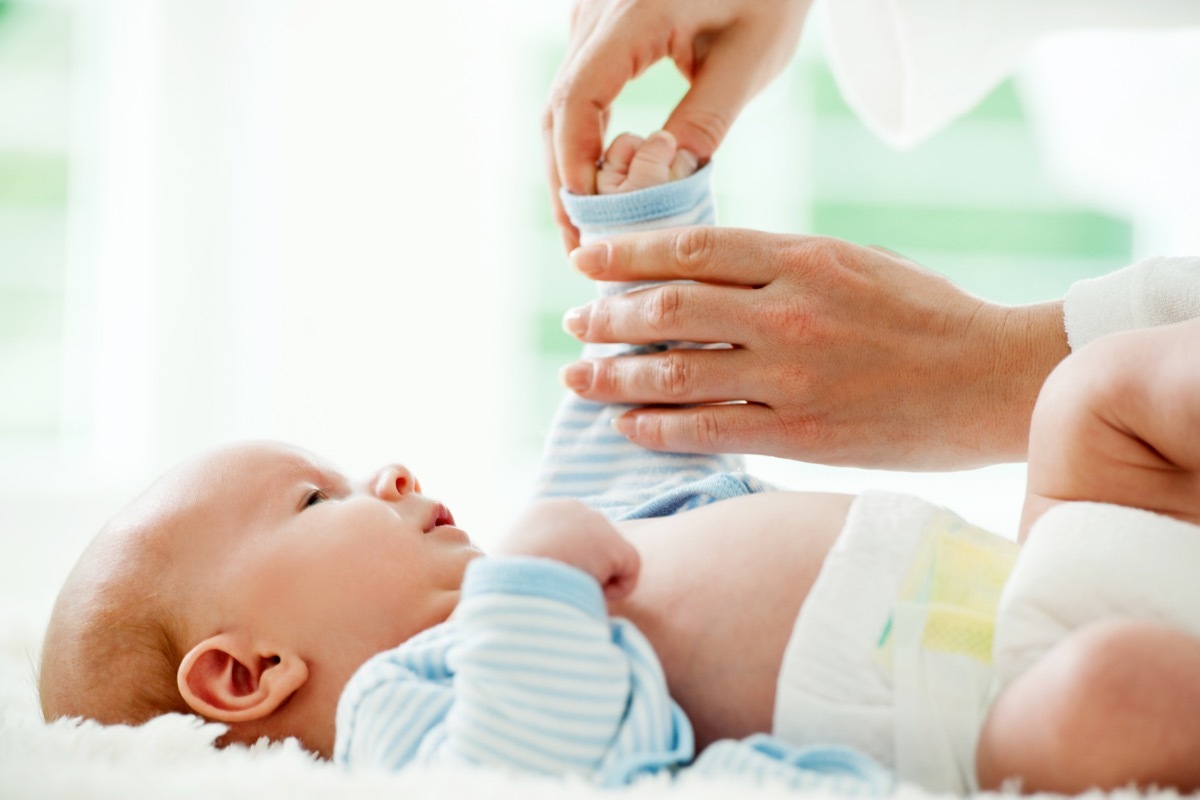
[494,499,640,600]
[596,130,698,195]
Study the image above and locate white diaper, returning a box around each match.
[994,501,1200,689]
[774,494,1200,795]
[772,491,1018,793]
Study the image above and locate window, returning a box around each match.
[0,1,73,446]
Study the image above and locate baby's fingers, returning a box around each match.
[601,540,641,600]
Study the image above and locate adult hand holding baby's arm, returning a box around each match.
[495,499,640,600]
[544,0,811,249]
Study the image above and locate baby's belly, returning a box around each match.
[612,491,853,750]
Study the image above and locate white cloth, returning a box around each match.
[776,491,1200,793]
[773,491,1018,793]
[1063,255,1200,350]
[994,502,1200,689]
[823,0,1200,150]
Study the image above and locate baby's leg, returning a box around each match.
[1020,317,1200,540]
[976,618,1200,793]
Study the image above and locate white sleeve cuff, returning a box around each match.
[1064,255,1200,349]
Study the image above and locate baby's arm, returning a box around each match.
[536,133,757,517]
[1020,317,1200,540]
[336,555,685,779]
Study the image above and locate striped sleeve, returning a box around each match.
[535,164,744,517]
[689,736,893,794]
[434,557,634,775]
[333,625,458,769]
[336,557,690,782]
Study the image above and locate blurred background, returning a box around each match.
[1,0,1198,626]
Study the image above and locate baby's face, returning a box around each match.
[173,441,482,688]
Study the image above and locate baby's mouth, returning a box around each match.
[426,503,456,532]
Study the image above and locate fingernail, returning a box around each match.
[611,415,635,437]
[559,361,594,392]
[561,304,590,337]
[570,243,609,277]
[677,149,698,171]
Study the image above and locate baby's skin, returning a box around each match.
[39,130,853,761]
[1020,316,1200,538]
[979,316,1200,792]
[40,132,1200,794]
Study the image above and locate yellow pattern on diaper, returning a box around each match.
[877,511,1018,665]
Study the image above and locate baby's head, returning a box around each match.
[39,441,481,757]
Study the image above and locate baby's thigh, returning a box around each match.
[977,618,1200,793]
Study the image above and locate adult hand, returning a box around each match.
[560,228,1071,470]
[544,0,811,251]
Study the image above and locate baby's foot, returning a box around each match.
[596,131,699,194]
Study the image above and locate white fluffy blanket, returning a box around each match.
[0,611,1177,800]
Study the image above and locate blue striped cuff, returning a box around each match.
[463,556,607,619]
[560,163,713,228]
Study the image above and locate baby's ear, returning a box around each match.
[177,633,307,723]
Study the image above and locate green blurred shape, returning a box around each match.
[812,203,1133,260]
[536,310,581,358]
[811,63,1024,122]
[537,43,688,108]
[0,285,63,340]
[613,60,688,107]
[0,152,69,206]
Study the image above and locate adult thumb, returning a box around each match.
[664,27,792,161]
[667,32,768,160]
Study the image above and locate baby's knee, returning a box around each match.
[978,618,1200,793]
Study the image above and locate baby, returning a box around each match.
[37,132,886,792]
[39,131,1200,794]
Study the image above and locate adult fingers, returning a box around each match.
[564,282,756,346]
[570,226,795,286]
[662,28,765,162]
[561,348,765,406]
[548,43,635,199]
[611,403,789,455]
[542,109,580,252]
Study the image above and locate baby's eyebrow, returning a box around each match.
[285,456,349,493]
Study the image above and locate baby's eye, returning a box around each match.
[303,489,330,509]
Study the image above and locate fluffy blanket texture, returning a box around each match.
[0,610,1177,800]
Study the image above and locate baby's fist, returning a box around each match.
[495,499,640,600]
[596,130,699,195]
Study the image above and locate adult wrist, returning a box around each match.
[987,301,1069,461]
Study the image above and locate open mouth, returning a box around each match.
[426,503,456,532]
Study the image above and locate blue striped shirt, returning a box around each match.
[334,557,887,791]
[333,165,891,792]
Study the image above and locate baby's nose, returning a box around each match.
[372,464,421,500]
